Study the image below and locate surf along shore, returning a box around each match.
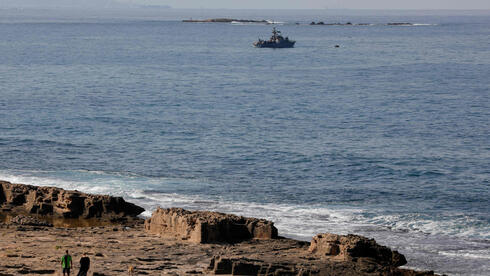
[0,180,442,275]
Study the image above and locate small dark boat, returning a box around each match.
[253,27,295,48]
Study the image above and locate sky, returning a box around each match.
[1,0,489,10]
[134,0,490,10]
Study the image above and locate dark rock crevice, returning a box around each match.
[0,183,5,204]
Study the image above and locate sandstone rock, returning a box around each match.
[9,215,53,227]
[396,269,437,276]
[0,180,144,220]
[0,201,443,276]
[208,256,311,275]
[145,208,278,243]
[308,233,407,267]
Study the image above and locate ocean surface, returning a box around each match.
[0,8,489,275]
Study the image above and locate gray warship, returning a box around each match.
[253,27,295,48]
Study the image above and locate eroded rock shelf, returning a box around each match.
[0,181,442,275]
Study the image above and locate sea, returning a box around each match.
[0,8,489,275]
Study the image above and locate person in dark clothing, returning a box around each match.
[77,253,90,276]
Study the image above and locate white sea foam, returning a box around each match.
[231,21,262,25]
[364,213,490,239]
[231,21,267,25]
[412,23,437,26]
[0,171,78,189]
[439,249,490,260]
[230,20,285,25]
[1,169,488,241]
[0,170,363,239]
[0,170,137,198]
[266,20,285,24]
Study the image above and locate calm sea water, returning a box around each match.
[0,8,489,275]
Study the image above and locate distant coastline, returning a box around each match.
[182,18,417,26]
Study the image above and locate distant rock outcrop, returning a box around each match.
[145,207,278,243]
[309,233,407,267]
[183,18,268,23]
[0,180,144,220]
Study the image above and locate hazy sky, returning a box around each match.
[2,0,489,10]
[124,0,489,10]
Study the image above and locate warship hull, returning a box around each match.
[254,27,295,49]
[253,41,295,48]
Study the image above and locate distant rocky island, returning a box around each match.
[310,21,367,26]
[310,21,413,26]
[183,18,268,23]
[0,180,442,275]
[182,18,415,26]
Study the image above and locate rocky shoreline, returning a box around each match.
[0,181,442,275]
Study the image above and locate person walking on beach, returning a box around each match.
[61,250,72,276]
[77,253,90,276]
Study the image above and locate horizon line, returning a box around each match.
[1,7,490,11]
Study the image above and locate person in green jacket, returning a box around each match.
[61,250,72,276]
